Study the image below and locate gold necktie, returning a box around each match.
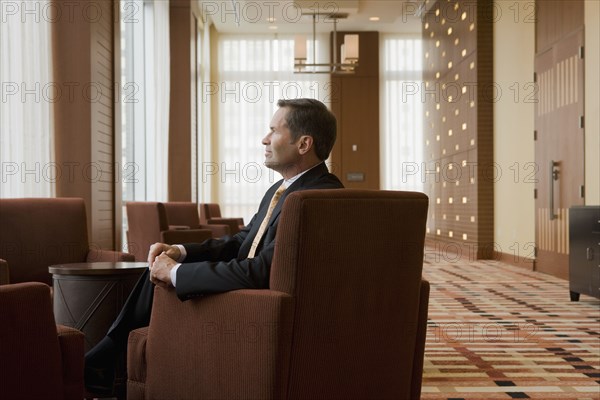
[247,185,286,258]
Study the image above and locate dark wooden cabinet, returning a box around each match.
[569,206,600,301]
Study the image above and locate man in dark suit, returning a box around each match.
[85,98,343,394]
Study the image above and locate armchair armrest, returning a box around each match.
[199,223,230,238]
[86,249,135,262]
[127,327,148,400]
[160,228,212,245]
[128,287,294,400]
[168,225,190,230]
[208,218,244,235]
[57,325,85,400]
[0,258,9,284]
[209,217,244,226]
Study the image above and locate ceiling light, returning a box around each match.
[294,13,359,74]
[369,17,380,21]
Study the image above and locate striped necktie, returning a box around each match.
[247,184,286,258]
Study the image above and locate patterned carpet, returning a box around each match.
[421,258,600,400]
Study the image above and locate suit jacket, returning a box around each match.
[176,162,343,300]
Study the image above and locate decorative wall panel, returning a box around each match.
[422,0,494,258]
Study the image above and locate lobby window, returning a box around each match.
[380,35,423,192]
[213,34,330,222]
[0,0,53,198]
[119,0,170,248]
[120,0,169,203]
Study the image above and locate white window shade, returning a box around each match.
[380,35,424,192]
[0,0,54,198]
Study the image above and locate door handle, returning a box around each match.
[549,160,559,220]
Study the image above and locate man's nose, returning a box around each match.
[262,133,270,145]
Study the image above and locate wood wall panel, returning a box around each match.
[52,0,116,250]
[330,31,379,189]
[168,2,194,201]
[191,17,199,203]
[168,2,207,202]
[536,0,584,53]
[422,0,494,258]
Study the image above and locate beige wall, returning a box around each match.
[493,0,599,261]
[493,0,536,259]
[585,0,600,204]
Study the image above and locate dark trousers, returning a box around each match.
[106,268,154,351]
[84,269,154,397]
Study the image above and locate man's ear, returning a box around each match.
[297,135,313,155]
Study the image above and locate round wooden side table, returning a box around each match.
[50,262,148,399]
[49,262,147,352]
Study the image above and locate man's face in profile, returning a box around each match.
[262,107,301,174]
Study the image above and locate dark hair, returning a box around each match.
[277,98,337,161]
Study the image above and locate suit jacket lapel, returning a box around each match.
[267,162,328,226]
[239,162,330,257]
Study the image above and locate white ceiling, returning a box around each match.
[199,0,423,34]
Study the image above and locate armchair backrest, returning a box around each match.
[0,282,66,398]
[199,203,222,222]
[126,202,169,262]
[162,202,200,228]
[0,258,9,285]
[126,202,213,261]
[0,198,90,285]
[199,203,244,234]
[271,189,429,399]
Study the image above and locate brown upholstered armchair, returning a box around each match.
[0,258,8,285]
[0,198,134,285]
[0,282,85,399]
[199,203,245,235]
[128,189,430,400]
[126,202,213,262]
[162,201,230,238]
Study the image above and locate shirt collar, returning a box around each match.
[281,163,321,189]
